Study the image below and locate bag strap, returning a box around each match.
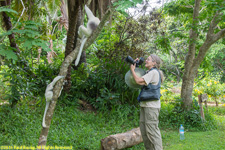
[145,67,161,87]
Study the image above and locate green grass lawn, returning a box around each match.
[0,100,224,150]
[161,129,225,150]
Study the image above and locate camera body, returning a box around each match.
[125,56,144,67]
[124,56,145,88]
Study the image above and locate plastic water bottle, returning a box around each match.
[179,124,185,140]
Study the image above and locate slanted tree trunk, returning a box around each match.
[181,0,225,110]
[101,128,143,150]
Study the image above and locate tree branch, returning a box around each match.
[193,11,225,68]
[213,28,225,41]
[207,11,222,37]
[11,0,25,30]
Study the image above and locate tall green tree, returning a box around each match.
[182,0,225,109]
[164,0,225,109]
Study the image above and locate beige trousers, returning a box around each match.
[140,107,163,150]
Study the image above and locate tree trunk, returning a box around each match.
[1,0,20,54]
[101,128,143,150]
[63,0,82,93]
[37,7,111,149]
[72,5,87,70]
[181,0,201,110]
[181,0,225,110]
[1,0,35,107]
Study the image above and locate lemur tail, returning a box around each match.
[42,102,50,127]
[75,38,87,66]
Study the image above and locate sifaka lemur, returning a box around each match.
[42,76,64,127]
[75,5,100,66]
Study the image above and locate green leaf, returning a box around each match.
[34,40,51,52]
[0,45,18,61]
[113,0,143,11]
[23,39,33,49]
[0,29,39,38]
[0,7,18,14]
[24,25,38,30]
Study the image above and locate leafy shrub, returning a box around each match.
[160,82,181,103]
[0,53,63,106]
[71,58,141,111]
[0,19,64,105]
[159,97,218,131]
[0,59,35,105]
[32,57,63,96]
[193,74,224,104]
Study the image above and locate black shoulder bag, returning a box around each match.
[138,68,161,102]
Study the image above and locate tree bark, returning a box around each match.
[72,4,86,70]
[37,8,111,149]
[181,0,201,109]
[101,128,143,150]
[1,0,20,54]
[63,0,82,93]
[181,0,225,110]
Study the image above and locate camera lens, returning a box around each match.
[125,56,135,64]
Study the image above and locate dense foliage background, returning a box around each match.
[0,0,225,149]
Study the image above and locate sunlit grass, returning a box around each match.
[161,129,225,150]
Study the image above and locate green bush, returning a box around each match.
[32,54,64,96]
[0,53,63,106]
[71,58,140,111]
[159,97,218,131]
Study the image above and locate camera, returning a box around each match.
[124,56,145,89]
[125,56,144,67]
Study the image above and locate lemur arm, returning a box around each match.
[85,5,95,19]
